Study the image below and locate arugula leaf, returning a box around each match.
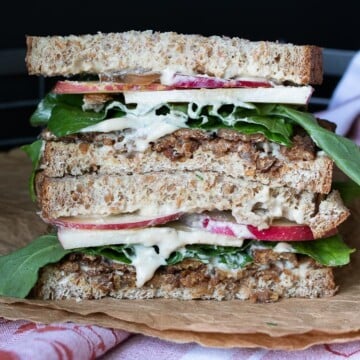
[274,105,360,186]
[203,104,293,145]
[30,93,126,137]
[20,139,43,202]
[291,235,355,266]
[30,93,84,127]
[240,115,292,138]
[234,116,292,146]
[83,245,133,264]
[0,235,72,298]
[30,93,61,126]
[167,244,253,268]
[48,104,108,136]
[188,112,293,145]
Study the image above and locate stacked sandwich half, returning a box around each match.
[2,30,359,302]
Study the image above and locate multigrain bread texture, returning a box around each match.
[40,129,333,194]
[31,250,337,301]
[26,30,323,84]
[35,172,349,238]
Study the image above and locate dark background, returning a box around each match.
[0,0,358,149]
[1,0,358,50]
[0,0,360,49]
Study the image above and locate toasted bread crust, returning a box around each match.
[26,31,322,84]
[31,250,337,301]
[35,172,349,238]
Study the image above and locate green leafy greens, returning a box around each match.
[272,105,360,186]
[20,139,43,202]
[186,104,293,146]
[30,93,126,137]
[83,245,134,264]
[0,235,72,298]
[167,244,253,268]
[291,235,355,266]
[0,234,354,298]
[259,235,355,267]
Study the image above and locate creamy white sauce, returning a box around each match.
[80,113,188,152]
[131,245,166,286]
[257,142,284,160]
[160,69,178,85]
[317,151,327,157]
[273,242,294,253]
[297,261,312,278]
[232,186,308,228]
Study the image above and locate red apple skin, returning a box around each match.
[251,226,338,241]
[204,219,315,241]
[191,213,338,241]
[52,77,272,94]
[51,212,182,230]
[205,225,237,237]
[168,74,272,89]
[247,224,315,241]
[207,221,337,241]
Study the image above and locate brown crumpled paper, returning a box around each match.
[1,148,360,350]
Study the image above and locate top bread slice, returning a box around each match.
[26,30,323,84]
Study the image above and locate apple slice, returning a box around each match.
[248,223,338,241]
[53,75,273,94]
[53,81,170,94]
[168,73,272,89]
[247,222,314,241]
[181,212,337,241]
[50,212,182,230]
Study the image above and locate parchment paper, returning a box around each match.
[1,148,360,350]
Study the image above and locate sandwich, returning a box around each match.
[0,30,359,302]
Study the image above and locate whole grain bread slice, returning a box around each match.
[32,251,337,301]
[26,30,322,84]
[36,172,349,238]
[41,139,333,194]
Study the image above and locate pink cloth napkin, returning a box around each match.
[315,50,360,144]
[3,317,360,359]
[0,318,130,359]
[1,51,360,360]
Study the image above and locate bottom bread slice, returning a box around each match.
[31,249,337,302]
